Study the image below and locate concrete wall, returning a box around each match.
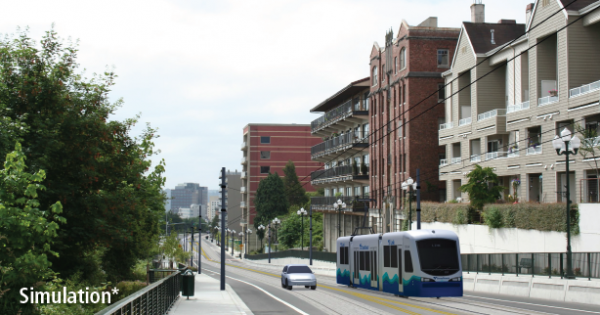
[414,203,600,253]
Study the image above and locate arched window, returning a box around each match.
[372,66,378,86]
[400,48,406,70]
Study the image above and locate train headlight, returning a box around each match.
[449,277,461,282]
[421,278,435,282]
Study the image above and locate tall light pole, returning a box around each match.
[333,199,347,237]
[552,128,581,279]
[297,208,307,252]
[267,224,272,263]
[258,225,265,252]
[231,229,236,256]
[401,177,416,231]
[272,218,281,252]
[245,229,252,258]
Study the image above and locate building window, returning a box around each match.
[394,56,397,74]
[363,93,370,110]
[400,48,406,70]
[260,166,270,174]
[372,66,378,86]
[260,151,271,159]
[437,49,449,68]
[461,46,467,54]
[364,186,370,197]
[381,65,385,83]
[260,136,270,144]
[398,120,402,138]
[402,84,406,104]
[438,84,446,101]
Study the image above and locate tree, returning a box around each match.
[575,124,600,199]
[460,165,505,209]
[282,160,308,207]
[0,29,167,283]
[0,143,64,314]
[254,172,288,250]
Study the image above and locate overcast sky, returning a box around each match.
[2,0,533,190]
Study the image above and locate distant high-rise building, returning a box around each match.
[225,170,242,231]
[170,183,208,214]
[208,196,220,221]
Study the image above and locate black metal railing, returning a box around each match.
[310,165,369,183]
[95,270,182,315]
[246,250,337,262]
[311,100,368,132]
[461,252,600,279]
[310,196,369,212]
[311,131,368,158]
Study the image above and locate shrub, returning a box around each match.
[453,208,468,225]
[483,207,504,228]
[482,203,579,233]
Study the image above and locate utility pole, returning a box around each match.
[190,226,194,267]
[309,205,313,266]
[198,214,202,274]
[219,167,227,290]
[417,169,421,230]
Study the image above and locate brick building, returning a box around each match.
[240,124,323,252]
[368,17,460,234]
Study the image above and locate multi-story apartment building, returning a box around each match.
[440,1,600,203]
[208,196,220,221]
[170,183,208,213]
[309,77,372,252]
[225,170,242,230]
[241,124,322,252]
[369,17,460,235]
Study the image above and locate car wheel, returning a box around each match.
[282,280,286,288]
[311,285,316,290]
[287,281,292,290]
[305,286,309,288]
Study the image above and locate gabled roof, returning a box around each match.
[310,78,370,113]
[560,0,598,11]
[462,22,526,54]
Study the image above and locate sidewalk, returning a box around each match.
[170,272,253,315]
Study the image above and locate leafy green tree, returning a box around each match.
[0,143,64,314]
[0,29,167,283]
[460,165,505,209]
[575,123,600,180]
[282,160,308,207]
[254,172,288,232]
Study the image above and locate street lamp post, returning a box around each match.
[245,229,252,258]
[257,225,265,252]
[272,218,281,252]
[268,224,272,263]
[402,177,416,231]
[297,208,307,252]
[552,128,581,279]
[333,199,347,237]
[230,229,236,256]
[238,232,243,258]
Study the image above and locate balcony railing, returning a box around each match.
[240,201,246,208]
[458,117,472,126]
[241,171,247,179]
[439,122,454,130]
[310,165,368,183]
[538,95,559,107]
[241,142,247,150]
[526,146,542,155]
[311,131,368,158]
[470,154,481,163]
[440,159,448,167]
[485,151,507,160]
[241,187,247,194]
[451,157,462,164]
[310,196,369,212]
[478,109,506,122]
[241,157,247,164]
[507,148,520,158]
[570,80,600,98]
[311,99,368,132]
[507,101,530,113]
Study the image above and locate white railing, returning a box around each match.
[439,122,454,130]
[507,149,519,158]
[241,187,247,193]
[470,155,481,163]
[241,157,247,164]
[526,146,542,155]
[570,80,600,98]
[458,117,472,126]
[478,109,506,121]
[451,157,462,164]
[241,171,247,179]
[241,142,247,149]
[538,95,559,107]
[507,101,530,113]
[485,151,507,160]
[240,201,246,207]
[440,159,448,166]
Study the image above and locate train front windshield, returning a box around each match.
[416,239,460,276]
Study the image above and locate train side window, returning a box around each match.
[355,252,358,277]
[384,245,390,267]
[398,248,403,282]
[405,251,414,273]
[365,251,370,272]
[390,245,398,268]
[373,251,377,281]
[344,247,349,265]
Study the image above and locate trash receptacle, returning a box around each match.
[181,270,195,299]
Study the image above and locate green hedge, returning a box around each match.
[402,202,579,234]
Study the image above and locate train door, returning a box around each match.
[371,251,377,288]
[353,250,359,284]
[398,247,403,294]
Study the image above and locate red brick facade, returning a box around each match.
[368,21,459,218]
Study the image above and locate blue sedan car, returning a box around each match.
[281,264,317,290]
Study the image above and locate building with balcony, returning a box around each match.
[309,78,372,252]
[368,17,460,236]
[439,0,600,203]
[241,124,322,252]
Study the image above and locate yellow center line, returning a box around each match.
[201,246,456,315]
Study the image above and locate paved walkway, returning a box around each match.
[170,272,253,315]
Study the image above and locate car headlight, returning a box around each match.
[449,277,461,282]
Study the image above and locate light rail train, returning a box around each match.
[336,229,462,298]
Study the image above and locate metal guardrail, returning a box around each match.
[538,95,559,106]
[311,196,369,212]
[462,252,600,279]
[507,101,530,113]
[95,269,182,315]
[246,250,337,262]
[310,100,368,132]
[311,131,368,158]
[570,80,600,98]
[478,109,506,122]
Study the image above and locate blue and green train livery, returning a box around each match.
[336,230,463,298]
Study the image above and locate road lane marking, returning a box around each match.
[203,268,309,315]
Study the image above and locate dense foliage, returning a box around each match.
[253,172,289,244]
[460,165,505,209]
[282,160,308,207]
[0,29,167,312]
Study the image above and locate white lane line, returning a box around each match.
[464,295,600,314]
[203,268,309,315]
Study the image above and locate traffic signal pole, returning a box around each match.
[220,167,227,290]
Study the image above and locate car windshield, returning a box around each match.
[287,266,312,274]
